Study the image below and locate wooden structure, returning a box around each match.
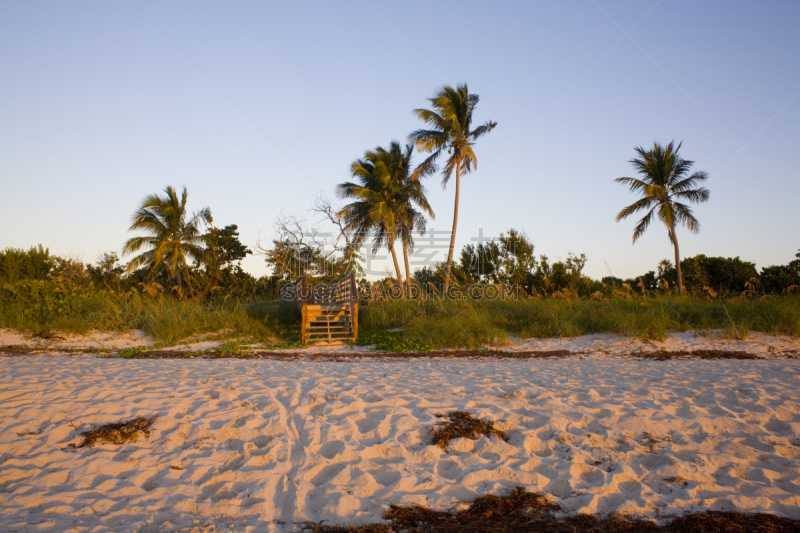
[294,274,358,345]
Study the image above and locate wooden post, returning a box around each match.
[352,302,358,341]
[301,303,307,344]
[300,274,308,305]
[349,274,358,343]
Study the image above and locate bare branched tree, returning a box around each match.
[254,199,364,284]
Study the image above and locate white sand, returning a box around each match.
[0,328,155,351]
[1,354,799,532]
[507,331,800,358]
[3,328,799,359]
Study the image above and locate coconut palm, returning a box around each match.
[615,141,710,294]
[409,83,497,293]
[122,186,212,293]
[337,143,434,298]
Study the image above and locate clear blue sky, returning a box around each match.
[1,1,798,280]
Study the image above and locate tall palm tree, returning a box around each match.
[615,141,710,295]
[409,83,497,293]
[337,143,434,298]
[123,186,212,293]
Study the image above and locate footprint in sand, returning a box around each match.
[436,459,460,480]
[220,454,246,473]
[573,464,604,487]
[252,435,271,449]
[311,464,347,487]
[362,394,383,403]
[373,465,401,487]
[764,419,792,435]
[210,489,238,502]
[356,418,380,434]
[317,440,345,460]
[197,481,225,501]
[545,479,572,498]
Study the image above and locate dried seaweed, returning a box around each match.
[636,350,759,360]
[431,411,507,449]
[101,348,774,361]
[303,486,800,532]
[76,415,157,448]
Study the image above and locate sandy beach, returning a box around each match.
[2,346,799,532]
[2,328,799,358]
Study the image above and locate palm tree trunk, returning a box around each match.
[184,266,193,297]
[669,227,684,295]
[388,213,405,300]
[443,159,461,295]
[402,238,412,300]
[388,242,405,300]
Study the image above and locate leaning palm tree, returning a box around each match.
[122,186,212,293]
[409,83,497,293]
[337,143,434,298]
[615,141,710,295]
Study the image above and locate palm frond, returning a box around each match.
[632,206,656,243]
[470,120,497,140]
[673,187,710,203]
[672,201,701,232]
[615,197,654,222]
[409,129,448,152]
[614,177,649,193]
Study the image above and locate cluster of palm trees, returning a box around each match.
[121,84,712,299]
[336,83,497,297]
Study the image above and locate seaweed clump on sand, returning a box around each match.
[76,415,157,448]
[638,349,759,360]
[385,486,560,531]
[431,411,507,449]
[300,486,800,532]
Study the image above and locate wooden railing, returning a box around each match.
[286,274,359,344]
[296,273,358,305]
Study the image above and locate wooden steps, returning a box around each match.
[294,274,358,345]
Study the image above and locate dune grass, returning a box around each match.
[1,291,798,349]
[358,295,800,348]
[0,294,299,344]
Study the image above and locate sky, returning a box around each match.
[1,0,798,281]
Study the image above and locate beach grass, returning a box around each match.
[1,291,798,348]
[359,295,800,348]
[0,293,292,344]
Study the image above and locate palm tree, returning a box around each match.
[123,186,212,293]
[615,141,710,295]
[409,83,497,293]
[337,143,434,298]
